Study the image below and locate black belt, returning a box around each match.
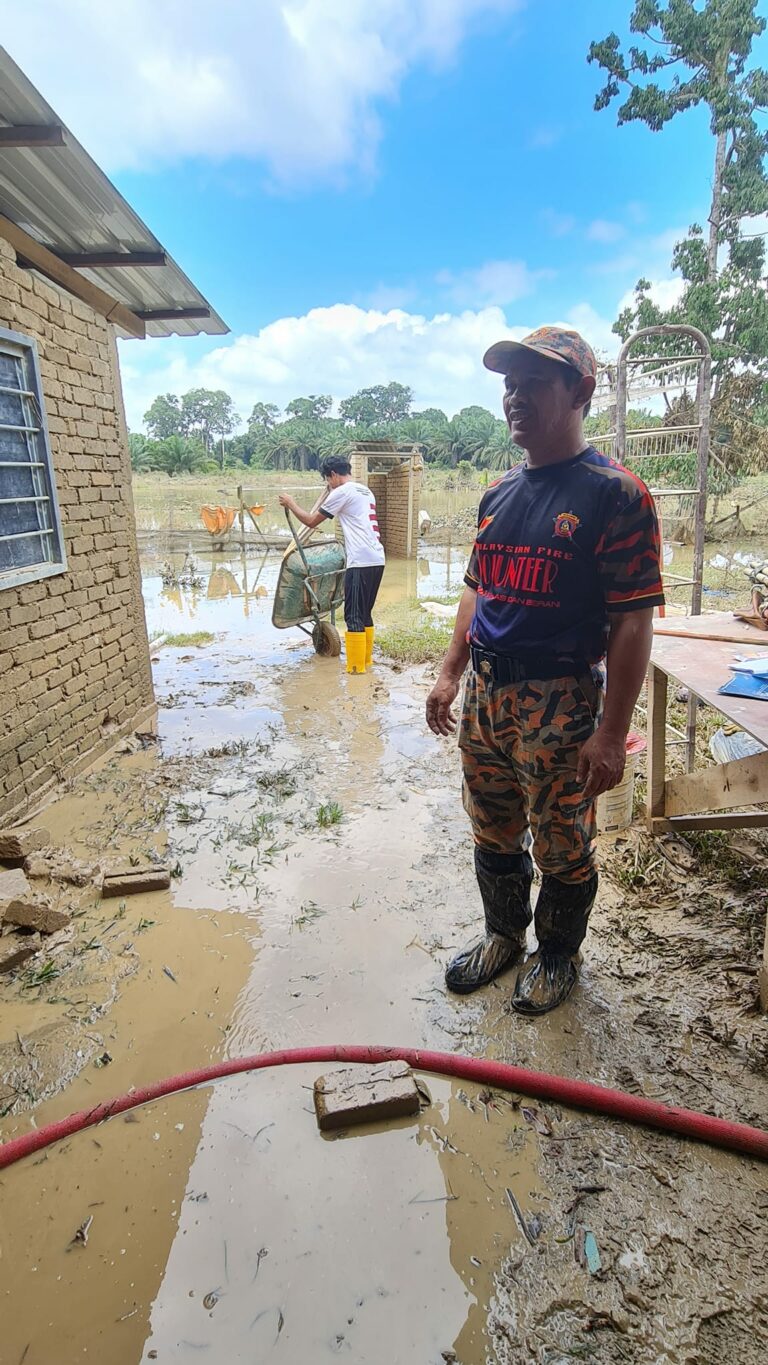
[470,644,588,684]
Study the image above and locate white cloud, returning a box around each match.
[587,219,626,244]
[120,304,511,427]
[2,0,522,184]
[618,277,685,313]
[119,298,621,430]
[436,259,554,306]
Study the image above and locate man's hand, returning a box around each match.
[577,728,626,800]
[426,675,461,736]
[278,493,296,511]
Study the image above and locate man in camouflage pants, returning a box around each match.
[426,327,664,1014]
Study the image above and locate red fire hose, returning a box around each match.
[1,1044,766,1170]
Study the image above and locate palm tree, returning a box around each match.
[157,435,206,477]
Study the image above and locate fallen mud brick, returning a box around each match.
[0,826,51,864]
[102,867,171,898]
[24,851,96,887]
[2,899,71,935]
[314,1060,420,1132]
[0,866,32,906]
[0,931,41,974]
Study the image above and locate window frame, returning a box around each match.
[0,324,67,592]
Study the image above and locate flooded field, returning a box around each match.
[2,511,768,1363]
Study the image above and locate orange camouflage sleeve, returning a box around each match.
[595,486,665,612]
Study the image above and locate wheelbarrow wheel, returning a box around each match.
[312,621,342,657]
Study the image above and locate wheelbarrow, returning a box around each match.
[271,507,345,655]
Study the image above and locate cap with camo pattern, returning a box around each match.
[483,326,597,378]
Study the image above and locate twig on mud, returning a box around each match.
[409,1193,459,1204]
[116,1307,138,1322]
[506,1187,536,1247]
[70,1215,93,1248]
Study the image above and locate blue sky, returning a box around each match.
[3,0,754,428]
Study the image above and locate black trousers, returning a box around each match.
[344,565,385,632]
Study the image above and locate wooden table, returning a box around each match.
[646,613,768,1007]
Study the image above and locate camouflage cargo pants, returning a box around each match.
[458,667,601,885]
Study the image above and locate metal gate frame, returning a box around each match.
[599,325,713,769]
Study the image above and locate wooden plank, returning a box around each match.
[664,750,768,817]
[650,634,768,747]
[0,124,64,147]
[646,663,668,830]
[0,213,145,338]
[56,250,167,268]
[654,614,768,647]
[651,812,768,833]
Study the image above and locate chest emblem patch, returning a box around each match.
[553,511,580,540]
[478,514,495,535]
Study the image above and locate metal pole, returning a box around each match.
[237,484,246,553]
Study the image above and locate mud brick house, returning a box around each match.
[0,50,227,822]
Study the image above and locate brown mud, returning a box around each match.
[1,552,767,1364]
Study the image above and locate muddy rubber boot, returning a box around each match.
[364,626,375,669]
[512,872,598,1016]
[345,631,366,674]
[445,849,532,994]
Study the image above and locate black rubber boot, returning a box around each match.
[446,848,533,994]
[512,872,598,1016]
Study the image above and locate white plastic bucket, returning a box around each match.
[596,733,646,833]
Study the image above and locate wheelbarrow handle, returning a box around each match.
[284,507,322,613]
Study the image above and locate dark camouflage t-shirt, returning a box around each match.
[464,446,665,664]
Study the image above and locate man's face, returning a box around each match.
[502,352,583,449]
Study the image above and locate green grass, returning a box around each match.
[378,621,453,666]
[163,631,215,648]
[317,801,344,828]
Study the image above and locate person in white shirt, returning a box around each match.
[279,455,385,674]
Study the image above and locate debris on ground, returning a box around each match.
[24,849,97,887]
[2,900,71,935]
[314,1061,420,1131]
[0,931,41,974]
[102,867,171,898]
[71,1215,93,1248]
[0,867,33,905]
[0,827,51,863]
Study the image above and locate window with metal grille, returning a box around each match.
[0,326,66,591]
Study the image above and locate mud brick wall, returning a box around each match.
[349,455,421,558]
[367,473,387,546]
[0,238,154,822]
[382,462,421,558]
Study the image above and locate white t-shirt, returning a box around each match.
[320,481,385,569]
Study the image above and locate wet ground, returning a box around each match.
[1,548,767,1365]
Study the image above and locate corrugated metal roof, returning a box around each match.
[0,48,228,339]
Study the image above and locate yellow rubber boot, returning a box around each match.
[345,631,366,674]
[364,626,374,669]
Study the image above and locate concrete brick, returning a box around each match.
[313,1062,420,1131]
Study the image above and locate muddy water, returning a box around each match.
[0,551,544,1365]
[3,546,768,1364]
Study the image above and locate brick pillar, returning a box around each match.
[368,473,388,552]
[384,457,422,558]
[351,451,368,484]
